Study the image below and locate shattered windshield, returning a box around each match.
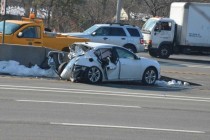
[0,21,21,34]
[69,44,92,59]
[142,18,158,32]
[83,25,99,34]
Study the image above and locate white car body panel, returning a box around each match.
[64,24,144,53]
[50,42,160,84]
[119,58,141,80]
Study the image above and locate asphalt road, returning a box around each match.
[139,52,210,90]
[0,53,210,140]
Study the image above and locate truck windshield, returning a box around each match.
[0,21,21,35]
[142,18,157,33]
[83,25,99,34]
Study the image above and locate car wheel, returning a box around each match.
[149,50,157,57]
[158,45,170,58]
[85,66,102,84]
[142,67,157,85]
[124,44,136,53]
[57,62,68,76]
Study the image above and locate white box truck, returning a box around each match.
[142,2,210,58]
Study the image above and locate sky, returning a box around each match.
[0,60,190,88]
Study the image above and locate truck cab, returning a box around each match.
[142,17,176,58]
[0,16,89,51]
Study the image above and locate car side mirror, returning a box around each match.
[154,27,161,32]
[17,32,23,38]
[134,55,140,60]
[91,32,96,36]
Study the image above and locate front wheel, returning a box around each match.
[149,50,157,57]
[85,66,102,84]
[142,67,157,85]
[158,45,170,58]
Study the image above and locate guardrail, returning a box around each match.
[0,44,53,69]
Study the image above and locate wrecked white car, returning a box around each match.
[48,42,161,85]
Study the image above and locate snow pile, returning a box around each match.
[6,6,48,18]
[156,80,190,87]
[0,60,57,78]
[7,6,25,16]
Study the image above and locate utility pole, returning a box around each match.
[1,0,7,44]
[115,0,122,23]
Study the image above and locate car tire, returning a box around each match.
[142,67,157,85]
[124,44,136,53]
[158,45,170,58]
[149,50,157,57]
[85,66,102,84]
[57,62,68,76]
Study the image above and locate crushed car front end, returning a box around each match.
[60,56,94,82]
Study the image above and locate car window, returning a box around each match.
[94,48,112,59]
[95,27,110,36]
[109,27,126,36]
[94,27,126,37]
[94,48,118,64]
[161,22,172,31]
[115,47,136,59]
[22,26,40,38]
[126,28,140,37]
[83,24,99,34]
[0,21,20,35]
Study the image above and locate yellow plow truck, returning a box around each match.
[0,14,89,51]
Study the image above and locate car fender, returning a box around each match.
[139,57,160,78]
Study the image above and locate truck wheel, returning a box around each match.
[124,44,136,53]
[142,67,157,85]
[158,45,170,58]
[149,50,157,57]
[85,66,102,84]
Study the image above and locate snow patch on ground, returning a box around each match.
[155,80,190,88]
[0,60,57,78]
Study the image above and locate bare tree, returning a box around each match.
[5,0,210,32]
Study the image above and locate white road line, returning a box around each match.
[182,64,210,69]
[0,84,209,100]
[1,85,210,103]
[16,100,141,109]
[50,122,205,134]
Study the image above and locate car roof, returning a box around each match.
[93,23,139,28]
[73,42,123,49]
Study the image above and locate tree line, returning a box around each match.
[4,0,210,32]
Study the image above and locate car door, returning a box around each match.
[89,27,110,43]
[104,27,127,46]
[152,21,173,48]
[94,48,120,80]
[115,47,142,80]
[13,26,43,46]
